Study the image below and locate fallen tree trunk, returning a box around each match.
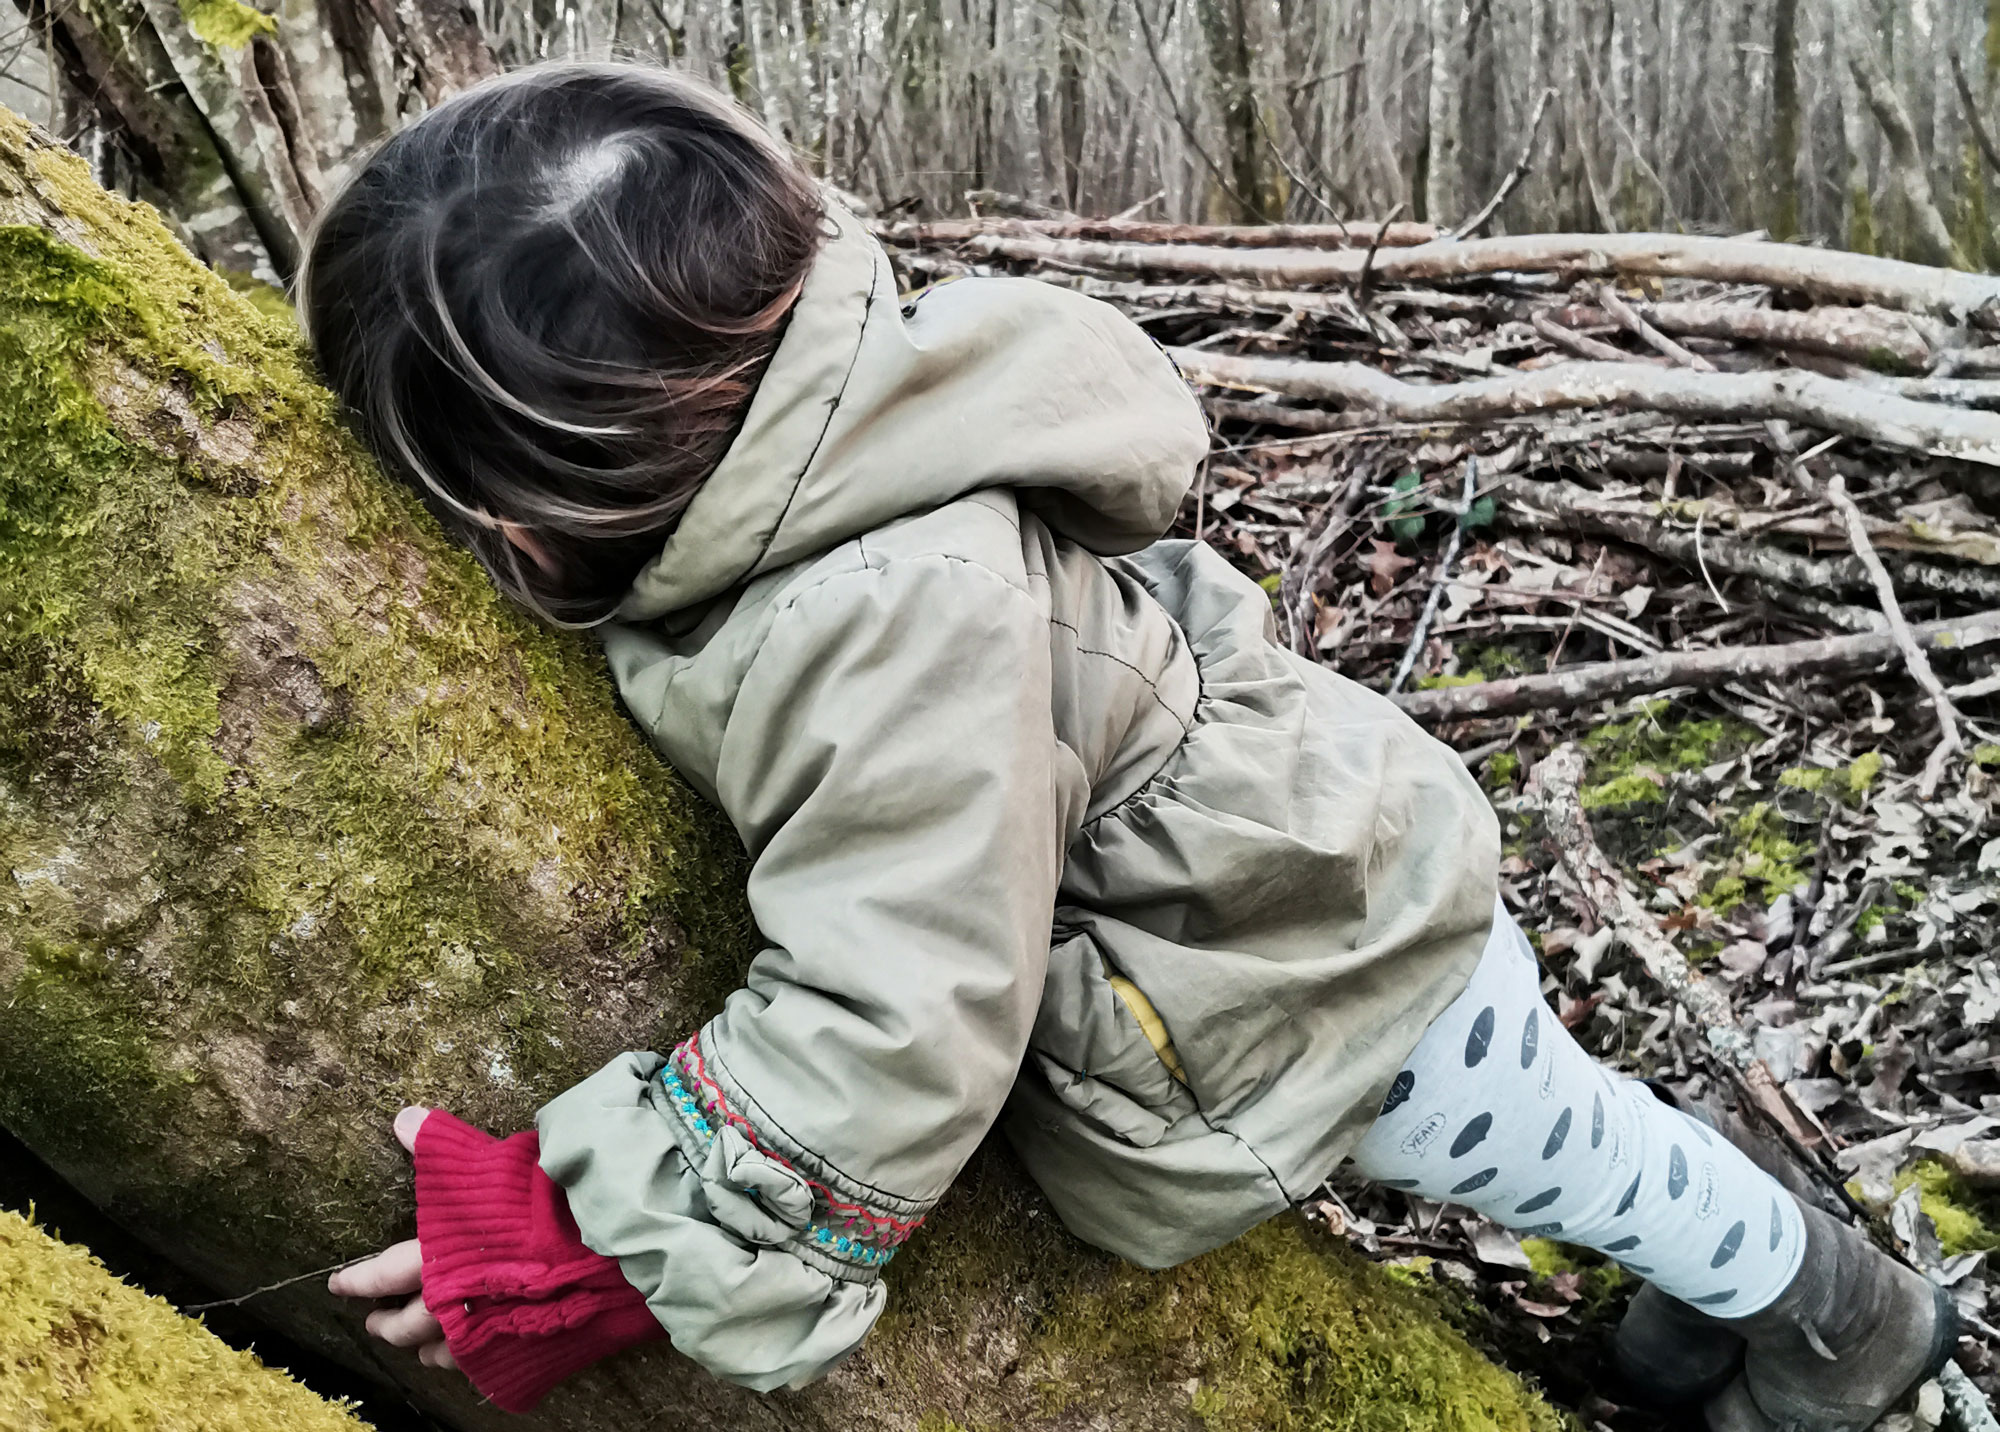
[0,110,1561,1432]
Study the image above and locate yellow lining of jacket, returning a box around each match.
[1107,975,1189,1085]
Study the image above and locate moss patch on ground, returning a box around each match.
[0,1207,366,1431]
[1578,700,1745,810]
[1894,1160,2000,1257]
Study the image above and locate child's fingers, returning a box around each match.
[328,1238,422,1299]
[393,1105,430,1155]
[418,1341,459,1371]
[365,1293,445,1348]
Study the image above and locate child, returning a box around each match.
[302,61,1953,1429]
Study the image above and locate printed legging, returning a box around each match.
[1350,903,1806,1317]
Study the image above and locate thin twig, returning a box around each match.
[1767,423,1962,795]
[1388,457,1477,693]
[179,1253,374,1313]
[1597,283,1717,370]
[1356,201,1408,309]
[1446,87,1556,241]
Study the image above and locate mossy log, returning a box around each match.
[0,1207,371,1431]
[0,107,1563,1432]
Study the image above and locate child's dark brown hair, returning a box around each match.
[299,62,826,625]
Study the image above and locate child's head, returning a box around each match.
[300,62,825,625]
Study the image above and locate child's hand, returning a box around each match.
[328,1106,459,1373]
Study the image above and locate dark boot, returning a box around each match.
[1705,1201,1957,1431]
[1614,1282,1744,1407]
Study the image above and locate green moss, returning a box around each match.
[1582,702,1744,787]
[1581,774,1663,810]
[879,1169,1562,1432]
[1893,1161,2000,1257]
[1517,1240,1627,1318]
[1415,672,1486,690]
[178,0,277,48]
[1855,906,1887,937]
[1974,744,2000,769]
[0,116,755,1257]
[1042,1221,1563,1432]
[216,267,296,326]
[1727,804,1811,901]
[1486,751,1520,786]
[0,1208,367,1430]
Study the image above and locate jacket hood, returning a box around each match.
[615,199,1211,622]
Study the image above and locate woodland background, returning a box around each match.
[7,0,2000,280]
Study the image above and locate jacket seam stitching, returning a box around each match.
[746,228,882,576]
[1045,615,1193,734]
[772,548,1034,620]
[1073,613,1207,834]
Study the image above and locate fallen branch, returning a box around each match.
[1597,283,1716,370]
[1165,349,2000,467]
[1391,609,2000,721]
[969,231,2000,320]
[1781,435,1963,794]
[1504,477,2000,610]
[1531,309,1658,365]
[876,217,1440,248]
[1388,457,1477,691]
[1531,744,1751,1066]
[1553,299,1941,372]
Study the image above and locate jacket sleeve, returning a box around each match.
[539,552,1062,1390]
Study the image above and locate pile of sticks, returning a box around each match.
[875,216,2000,794]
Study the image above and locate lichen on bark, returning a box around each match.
[0,106,1562,1431]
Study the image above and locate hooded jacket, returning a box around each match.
[533,199,1501,1389]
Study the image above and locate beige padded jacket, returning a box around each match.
[534,198,1501,1391]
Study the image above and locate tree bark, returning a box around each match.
[0,109,1561,1432]
[1827,0,1963,268]
[13,0,494,281]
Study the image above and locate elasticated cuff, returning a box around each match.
[413,1110,666,1412]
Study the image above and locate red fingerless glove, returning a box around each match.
[413,1110,666,1412]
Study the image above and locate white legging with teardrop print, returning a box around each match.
[1350,902,1807,1318]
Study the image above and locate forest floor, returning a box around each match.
[879,210,2000,1430]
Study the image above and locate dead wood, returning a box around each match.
[1165,350,2000,467]
[1390,610,2000,722]
[969,231,2000,320]
[1555,300,1941,372]
[876,217,1439,248]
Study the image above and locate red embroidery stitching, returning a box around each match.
[674,1036,926,1244]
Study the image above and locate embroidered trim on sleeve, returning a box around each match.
[658,1034,925,1272]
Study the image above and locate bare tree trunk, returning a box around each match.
[1423,0,1460,223]
[11,0,492,281]
[1772,0,1801,237]
[1828,0,1963,267]
[0,107,1560,1432]
[1193,0,1266,219]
